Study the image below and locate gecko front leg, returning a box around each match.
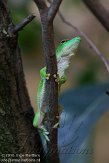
[40,67,50,80]
[53,74,67,85]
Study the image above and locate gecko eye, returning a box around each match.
[60,39,69,43]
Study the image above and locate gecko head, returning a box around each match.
[56,36,81,58]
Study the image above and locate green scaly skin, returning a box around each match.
[33,36,81,141]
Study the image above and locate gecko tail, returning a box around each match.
[38,125,50,153]
[33,111,50,152]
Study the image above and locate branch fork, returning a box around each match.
[8,14,35,36]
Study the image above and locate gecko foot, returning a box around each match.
[38,126,50,142]
[53,74,59,83]
[53,122,59,128]
[46,73,50,80]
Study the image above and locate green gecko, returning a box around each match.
[33,36,81,141]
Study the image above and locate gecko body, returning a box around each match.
[33,37,81,141]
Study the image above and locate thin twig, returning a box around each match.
[10,14,35,34]
[58,11,109,73]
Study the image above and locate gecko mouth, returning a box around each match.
[62,42,80,57]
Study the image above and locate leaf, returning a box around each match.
[58,83,109,163]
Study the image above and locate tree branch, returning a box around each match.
[83,0,109,32]
[10,14,35,34]
[34,0,62,162]
[58,11,109,73]
[0,0,44,160]
[48,0,63,22]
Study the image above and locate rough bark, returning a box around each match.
[0,1,44,162]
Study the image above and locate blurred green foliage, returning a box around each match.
[18,22,41,53]
[78,67,98,86]
[77,62,99,86]
[9,0,41,53]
